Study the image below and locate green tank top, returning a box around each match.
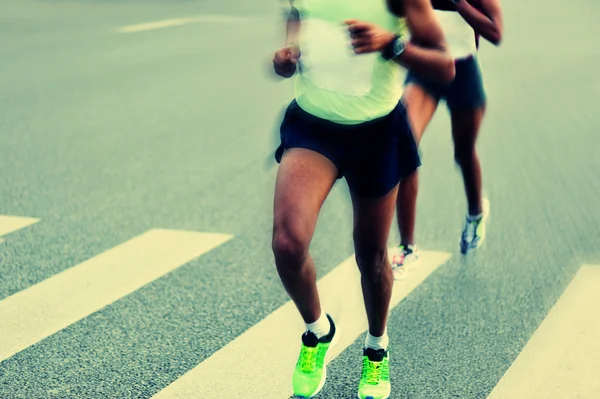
[292,0,407,125]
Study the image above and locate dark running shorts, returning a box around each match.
[274,100,421,198]
[404,55,486,110]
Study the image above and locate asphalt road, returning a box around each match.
[1,0,599,398]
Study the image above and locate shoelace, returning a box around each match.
[362,358,383,385]
[299,345,318,372]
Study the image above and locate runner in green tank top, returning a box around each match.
[271,0,455,397]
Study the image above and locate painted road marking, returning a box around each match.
[117,15,247,33]
[487,264,600,399]
[0,215,40,243]
[152,250,452,399]
[0,229,232,363]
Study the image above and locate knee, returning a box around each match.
[272,225,309,269]
[454,144,476,167]
[355,248,389,281]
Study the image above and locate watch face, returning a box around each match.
[393,40,404,55]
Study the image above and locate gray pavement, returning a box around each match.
[0,0,599,398]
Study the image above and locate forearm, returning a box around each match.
[285,7,301,45]
[395,42,455,83]
[456,0,501,45]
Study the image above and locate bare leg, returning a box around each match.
[397,84,438,245]
[272,148,339,324]
[351,186,399,337]
[451,107,485,215]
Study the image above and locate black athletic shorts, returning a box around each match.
[404,55,487,110]
[274,100,421,198]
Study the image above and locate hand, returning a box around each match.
[344,19,397,54]
[272,45,300,78]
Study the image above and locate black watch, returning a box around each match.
[449,0,461,4]
[381,35,406,61]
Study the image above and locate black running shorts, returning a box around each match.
[274,100,421,198]
[404,55,487,111]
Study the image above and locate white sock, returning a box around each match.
[467,212,483,221]
[365,330,389,351]
[305,312,330,339]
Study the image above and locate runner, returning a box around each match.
[392,0,503,276]
[271,0,454,397]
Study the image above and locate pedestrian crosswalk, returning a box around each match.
[152,251,452,399]
[0,214,598,398]
[0,226,232,363]
[486,264,600,399]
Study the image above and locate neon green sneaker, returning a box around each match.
[357,348,391,399]
[293,314,337,398]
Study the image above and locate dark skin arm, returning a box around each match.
[456,0,503,45]
[285,2,301,46]
[273,1,301,78]
[346,0,456,83]
[400,0,456,82]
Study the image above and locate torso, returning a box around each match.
[431,0,481,59]
[292,0,408,125]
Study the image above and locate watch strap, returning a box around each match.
[381,35,402,61]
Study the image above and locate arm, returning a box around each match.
[285,1,301,46]
[273,1,301,78]
[345,0,455,83]
[398,0,456,82]
[456,0,503,45]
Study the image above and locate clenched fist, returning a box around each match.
[273,45,300,78]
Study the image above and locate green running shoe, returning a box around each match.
[357,348,391,399]
[293,314,337,398]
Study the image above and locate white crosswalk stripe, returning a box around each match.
[487,264,600,399]
[0,215,40,243]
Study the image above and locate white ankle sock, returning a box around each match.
[365,330,389,351]
[305,312,330,339]
[467,212,483,221]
